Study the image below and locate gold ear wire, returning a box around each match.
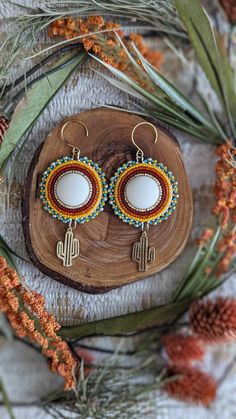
[61,119,89,159]
[131,121,158,162]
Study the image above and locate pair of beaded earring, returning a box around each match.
[40,120,178,271]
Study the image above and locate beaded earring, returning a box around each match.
[40,120,108,267]
[108,122,179,272]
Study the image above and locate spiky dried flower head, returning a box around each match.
[0,257,77,390]
[161,333,205,366]
[163,365,217,407]
[190,297,236,343]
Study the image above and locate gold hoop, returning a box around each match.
[61,119,89,159]
[131,121,158,162]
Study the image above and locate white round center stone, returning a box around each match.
[125,175,160,210]
[56,172,90,207]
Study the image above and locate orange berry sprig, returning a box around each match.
[48,16,164,87]
[211,143,236,275]
[213,143,236,229]
[195,227,214,247]
[0,256,77,390]
[192,142,236,282]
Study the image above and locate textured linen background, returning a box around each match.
[1,1,236,418]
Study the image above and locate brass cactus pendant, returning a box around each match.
[57,226,80,267]
[132,230,155,272]
[108,122,179,272]
[39,119,108,268]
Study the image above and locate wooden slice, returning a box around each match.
[22,108,193,293]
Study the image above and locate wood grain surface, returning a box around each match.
[22,108,193,293]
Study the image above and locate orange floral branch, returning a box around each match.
[193,143,236,279]
[48,16,164,89]
[0,257,77,390]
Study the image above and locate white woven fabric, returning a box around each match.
[1,1,236,418]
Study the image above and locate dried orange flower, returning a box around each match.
[212,143,236,229]
[0,256,7,272]
[216,231,236,275]
[190,297,236,343]
[163,365,217,406]
[194,143,236,278]
[48,16,164,88]
[196,228,214,247]
[161,333,205,366]
[0,257,77,390]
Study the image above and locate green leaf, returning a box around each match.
[132,43,216,131]
[216,32,236,122]
[91,54,205,127]
[92,54,221,144]
[174,226,222,301]
[0,49,87,169]
[175,0,236,133]
[147,109,220,143]
[59,299,191,340]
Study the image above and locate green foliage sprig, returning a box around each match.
[0,48,87,172]
[92,0,236,146]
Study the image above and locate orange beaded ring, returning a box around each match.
[108,122,179,272]
[40,120,108,267]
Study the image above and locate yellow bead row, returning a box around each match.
[114,164,173,222]
[45,161,103,219]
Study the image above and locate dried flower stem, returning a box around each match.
[0,256,77,390]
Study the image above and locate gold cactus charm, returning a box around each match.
[56,225,80,267]
[132,228,155,272]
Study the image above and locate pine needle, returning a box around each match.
[0,0,187,85]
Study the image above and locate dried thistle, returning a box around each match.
[163,365,217,407]
[161,333,205,366]
[190,297,236,343]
